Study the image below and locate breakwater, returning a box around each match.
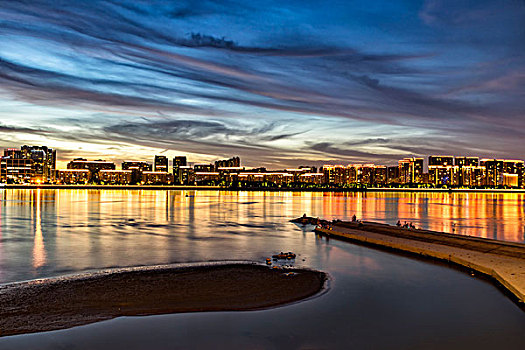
[294,216,525,304]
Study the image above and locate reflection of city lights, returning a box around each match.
[33,190,46,269]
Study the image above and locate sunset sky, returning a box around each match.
[0,0,524,168]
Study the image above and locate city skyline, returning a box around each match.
[1,1,524,168]
[2,144,524,188]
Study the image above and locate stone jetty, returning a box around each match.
[293,216,525,304]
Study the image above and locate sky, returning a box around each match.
[0,0,524,169]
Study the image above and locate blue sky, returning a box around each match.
[0,0,524,168]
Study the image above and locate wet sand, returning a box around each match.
[0,264,326,337]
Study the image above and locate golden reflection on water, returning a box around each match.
[32,189,46,269]
[0,190,524,274]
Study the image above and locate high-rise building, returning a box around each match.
[428,165,457,186]
[0,149,32,183]
[457,166,485,187]
[387,166,400,184]
[502,160,524,187]
[398,158,424,184]
[480,159,503,187]
[21,145,56,183]
[173,156,188,184]
[356,164,376,185]
[373,166,388,186]
[0,146,56,183]
[321,165,348,186]
[455,157,480,186]
[428,155,457,186]
[154,155,168,172]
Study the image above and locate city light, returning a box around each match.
[0,146,524,189]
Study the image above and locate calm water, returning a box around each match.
[0,189,523,349]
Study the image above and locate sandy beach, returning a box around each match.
[0,264,327,337]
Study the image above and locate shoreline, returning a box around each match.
[3,184,525,193]
[297,217,525,305]
[0,263,327,337]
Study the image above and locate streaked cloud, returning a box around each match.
[0,0,524,167]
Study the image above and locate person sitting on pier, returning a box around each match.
[396,220,401,227]
[352,214,357,222]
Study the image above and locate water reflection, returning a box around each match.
[0,189,523,284]
[32,190,46,269]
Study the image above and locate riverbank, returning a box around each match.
[3,184,525,193]
[295,217,525,304]
[0,263,327,337]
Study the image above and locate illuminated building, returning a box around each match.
[387,166,400,184]
[285,168,316,183]
[173,156,188,184]
[398,158,424,184]
[21,145,56,183]
[356,164,379,186]
[481,159,502,186]
[122,161,152,172]
[98,170,133,185]
[1,146,55,184]
[373,165,388,186]
[215,157,240,169]
[122,161,152,184]
[479,159,524,187]
[178,166,195,185]
[455,157,479,167]
[262,172,294,186]
[455,157,480,186]
[298,173,325,185]
[195,172,220,184]
[217,166,244,185]
[347,166,358,184]
[67,159,116,182]
[154,155,168,172]
[457,166,485,187]
[56,169,91,184]
[194,164,214,172]
[141,171,174,185]
[238,172,265,183]
[321,165,348,186]
[503,160,524,187]
[428,155,454,166]
[428,155,457,186]
[0,150,32,183]
[428,165,457,186]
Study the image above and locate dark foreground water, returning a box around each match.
[0,189,523,349]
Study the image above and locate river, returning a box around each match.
[0,189,523,349]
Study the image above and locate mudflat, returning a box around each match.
[0,264,326,337]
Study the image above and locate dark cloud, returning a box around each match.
[0,124,46,134]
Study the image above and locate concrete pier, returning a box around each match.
[294,217,525,304]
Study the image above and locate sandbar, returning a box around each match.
[0,263,326,337]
